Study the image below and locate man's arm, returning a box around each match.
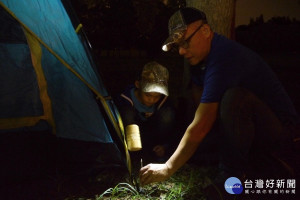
[139,102,219,185]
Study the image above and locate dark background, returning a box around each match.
[71,0,300,114]
[71,0,300,54]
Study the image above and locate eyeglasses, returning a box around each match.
[176,23,205,50]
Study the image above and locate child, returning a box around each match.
[114,61,176,161]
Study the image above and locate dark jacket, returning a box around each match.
[114,84,177,153]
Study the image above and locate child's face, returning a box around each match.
[138,91,162,107]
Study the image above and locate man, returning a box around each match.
[139,7,299,186]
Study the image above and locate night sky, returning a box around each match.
[236,0,300,26]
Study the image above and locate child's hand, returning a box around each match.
[153,145,165,157]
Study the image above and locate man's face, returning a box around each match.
[177,21,212,65]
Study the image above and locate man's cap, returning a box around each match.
[162,7,207,52]
[140,61,169,96]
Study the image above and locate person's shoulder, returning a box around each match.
[123,84,135,94]
[212,33,230,44]
[113,84,135,105]
[213,33,242,50]
[212,32,260,60]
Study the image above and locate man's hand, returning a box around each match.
[139,163,170,185]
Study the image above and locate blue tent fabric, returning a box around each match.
[0,43,43,118]
[0,0,117,143]
[1,0,103,92]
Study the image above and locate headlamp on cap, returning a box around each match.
[162,7,207,52]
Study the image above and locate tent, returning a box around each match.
[0,0,131,183]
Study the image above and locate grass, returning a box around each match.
[88,164,217,200]
[96,182,139,199]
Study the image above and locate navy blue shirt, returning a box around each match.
[192,33,299,125]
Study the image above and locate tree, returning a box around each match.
[186,0,236,38]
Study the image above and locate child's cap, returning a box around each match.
[140,61,169,96]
